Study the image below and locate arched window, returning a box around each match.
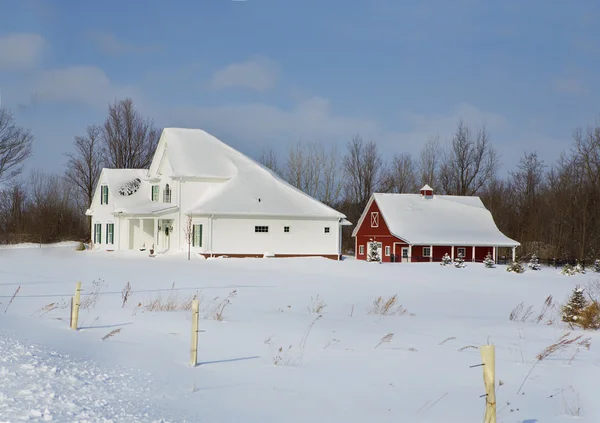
[163,184,171,203]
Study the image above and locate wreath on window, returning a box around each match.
[118,178,141,196]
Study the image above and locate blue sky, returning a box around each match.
[1,0,599,177]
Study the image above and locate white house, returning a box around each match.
[86,128,351,259]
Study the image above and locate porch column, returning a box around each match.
[492,247,496,262]
[472,246,476,262]
[451,246,455,260]
[430,245,433,262]
[512,246,516,262]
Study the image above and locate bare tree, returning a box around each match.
[382,152,418,193]
[320,142,344,206]
[64,125,103,210]
[439,120,499,195]
[418,136,441,189]
[101,98,160,169]
[342,134,385,211]
[285,141,323,199]
[183,214,193,260]
[0,108,33,183]
[258,147,282,176]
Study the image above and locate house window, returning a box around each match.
[385,246,391,256]
[151,185,159,202]
[371,212,379,227]
[402,248,409,258]
[255,226,269,233]
[457,247,466,257]
[100,185,109,204]
[324,227,330,234]
[106,223,114,244]
[94,223,102,244]
[163,184,171,203]
[423,247,431,257]
[359,245,364,255]
[284,226,290,233]
[192,224,203,247]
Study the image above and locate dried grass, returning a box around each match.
[101,328,122,341]
[307,294,327,314]
[3,286,20,314]
[80,279,103,309]
[368,295,409,316]
[509,295,556,325]
[203,290,237,321]
[438,337,456,345]
[374,332,394,349]
[121,282,132,308]
[266,315,322,367]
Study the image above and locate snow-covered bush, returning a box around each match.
[367,242,381,263]
[454,253,466,268]
[506,260,524,273]
[562,286,587,324]
[561,263,576,276]
[483,253,495,268]
[594,259,600,273]
[440,253,452,266]
[119,178,141,196]
[528,254,541,271]
[576,262,586,274]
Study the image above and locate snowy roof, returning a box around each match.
[353,193,519,247]
[115,128,348,220]
[420,184,433,192]
[88,169,176,216]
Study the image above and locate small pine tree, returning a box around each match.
[454,253,466,268]
[528,254,541,271]
[440,253,452,266]
[576,261,586,274]
[562,286,588,324]
[561,263,576,276]
[594,259,600,273]
[483,252,495,268]
[367,241,381,263]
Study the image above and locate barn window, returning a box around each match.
[163,184,172,203]
[423,247,431,257]
[359,245,364,255]
[324,227,330,234]
[385,246,390,256]
[402,248,409,258]
[371,212,379,227]
[457,247,466,257]
[255,226,269,233]
[284,226,290,233]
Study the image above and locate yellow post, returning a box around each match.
[480,345,496,423]
[191,298,199,366]
[71,282,82,330]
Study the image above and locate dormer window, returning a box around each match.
[163,184,171,203]
[100,185,109,204]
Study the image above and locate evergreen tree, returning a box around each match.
[594,259,600,273]
[561,263,576,276]
[562,286,588,323]
[454,253,466,268]
[528,254,541,271]
[483,252,495,268]
[507,259,524,273]
[576,261,586,274]
[367,241,381,263]
[440,253,452,266]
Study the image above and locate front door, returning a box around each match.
[161,219,172,250]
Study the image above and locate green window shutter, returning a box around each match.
[106,224,114,244]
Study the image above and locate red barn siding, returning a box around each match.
[475,247,494,262]
[354,199,404,262]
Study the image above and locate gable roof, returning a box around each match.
[352,193,519,247]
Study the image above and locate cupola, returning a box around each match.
[420,184,434,198]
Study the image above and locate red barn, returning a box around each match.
[352,185,520,263]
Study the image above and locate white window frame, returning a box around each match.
[255,226,269,233]
[371,212,379,228]
[359,245,364,255]
[192,224,202,247]
[100,185,108,205]
[385,246,391,256]
[457,247,466,257]
[423,247,431,257]
[402,248,409,258]
[151,185,159,202]
[163,184,172,203]
[94,223,102,244]
[106,223,114,244]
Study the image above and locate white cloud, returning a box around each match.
[31,65,140,108]
[86,30,161,56]
[0,33,47,70]
[210,56,280,91]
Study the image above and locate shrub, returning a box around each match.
[507,261,524,273]
[594,259,600,273]
[561,264,577,276]
[562,286,587,324]
[368,294,409,316]
[75,242,86,251]
[454,254,466,268]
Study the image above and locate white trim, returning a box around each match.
[472,245,476,262]
[359,245,364,255]
[423,246,431,257]
[371,212,379,228]
[457,247,466,257]
[385,245,390,257]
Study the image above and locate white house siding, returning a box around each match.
[208,216,341,256]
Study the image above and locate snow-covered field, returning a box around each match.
[1,245,599,422]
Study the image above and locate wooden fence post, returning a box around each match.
[480,345,496,423]
[71,282,82,330]
[191,298,199,366]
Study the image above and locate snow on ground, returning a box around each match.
[1,244,600,422]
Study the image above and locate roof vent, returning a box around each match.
[420,184,434,198]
